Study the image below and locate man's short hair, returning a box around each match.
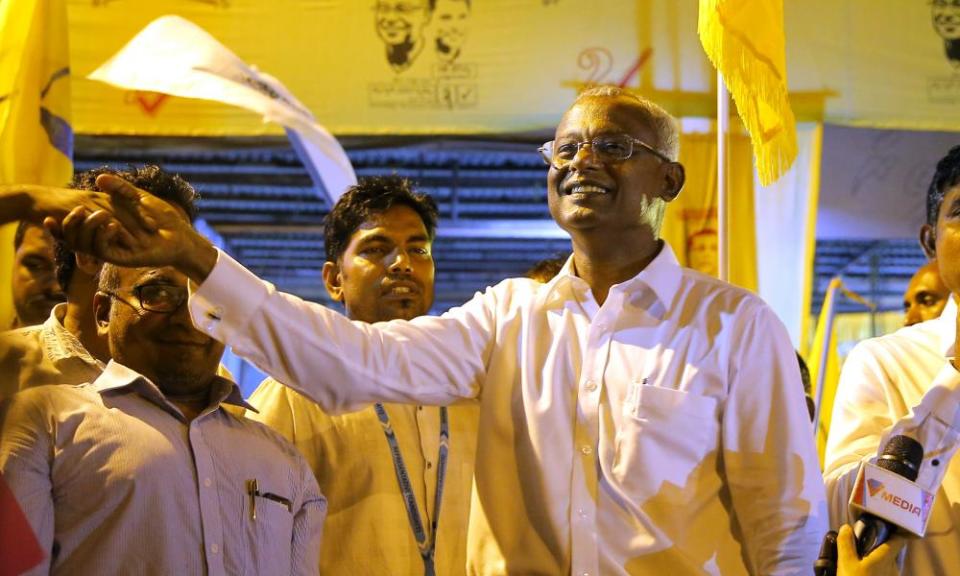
[926,145,960,227]
[57,165,200,292]
[574,85,680,161]
[324,175,439,263]
[13,220,36,250]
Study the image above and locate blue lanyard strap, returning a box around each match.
[374,403,450,576]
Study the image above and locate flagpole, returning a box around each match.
[813,277,841,436]
[717,70,729,282]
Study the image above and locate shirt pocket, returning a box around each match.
[240,482,296,576]
[612,384,720,504]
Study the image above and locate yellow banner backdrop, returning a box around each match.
[662,132,757,292]
[65,0,960,136]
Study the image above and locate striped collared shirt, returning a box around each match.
[0,361,326,575]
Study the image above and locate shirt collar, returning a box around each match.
[42,303,104,368]
[541,241,682,309]
[92,360,256,413]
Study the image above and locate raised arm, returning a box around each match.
[189,250,497,412]
[0,183,110,226]
[52,174,498,411]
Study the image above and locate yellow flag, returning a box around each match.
[807,277,842,464]
[0,0,73,327]
[698,0,797,185]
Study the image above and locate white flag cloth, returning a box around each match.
[89,15,356,204]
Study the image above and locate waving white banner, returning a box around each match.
[89,14,356,204]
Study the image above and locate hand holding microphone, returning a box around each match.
[835,523,906,576]
[816,435,930,575]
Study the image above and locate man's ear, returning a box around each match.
[74,252,102,277]
[93,292,112,339]
[661,162,685,202]
[322,261,344,302]
[920,223,937,260]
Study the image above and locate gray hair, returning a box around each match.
[574,86,680,161]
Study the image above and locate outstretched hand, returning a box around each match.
[44,173,218,283]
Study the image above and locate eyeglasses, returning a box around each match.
[102,283,188,314]
[538,134,672,169]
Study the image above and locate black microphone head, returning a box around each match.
[877,435,924,481]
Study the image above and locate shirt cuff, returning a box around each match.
[188,249,271,343]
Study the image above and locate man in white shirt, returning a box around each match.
[51,86,826,575]
[248,177,478,575]
[825,145,960,575]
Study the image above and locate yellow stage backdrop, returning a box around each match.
[68,0,645,136]
[65,0,960,136]
[662,132,757,292]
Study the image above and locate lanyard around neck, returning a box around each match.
[373,403,449,576]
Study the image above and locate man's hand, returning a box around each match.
[0,184,111,226]
[837,524,906,576]
[46,174,218,283]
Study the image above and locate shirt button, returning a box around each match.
[577,507,586,518]
[203,478,212,488]
[584,380,597,392]
[581,445,593,455]
[210,544,219,554]
[426,461,433,469]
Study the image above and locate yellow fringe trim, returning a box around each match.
[698,0,798,186]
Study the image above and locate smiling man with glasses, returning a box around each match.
[0,166,326,575]
[47,86,826,574]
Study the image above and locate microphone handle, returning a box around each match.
[853,514,894,557]
[813,530,838,576]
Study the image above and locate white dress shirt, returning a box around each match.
[825,298,960,575]
[191,243,826,575]
[0,361,326,576]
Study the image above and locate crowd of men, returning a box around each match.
[1,86,956,575]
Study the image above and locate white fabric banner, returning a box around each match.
[754,123,821,347]
[89,15,357,203]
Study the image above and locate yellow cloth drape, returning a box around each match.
[697,0,797,185]
[662,132,757,292]
[0,0,73,327]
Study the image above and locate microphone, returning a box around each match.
[812,530,838,576]
[852,435,924,557]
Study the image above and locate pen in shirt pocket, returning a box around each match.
[246,478,293,521]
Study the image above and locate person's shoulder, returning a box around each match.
[247,377,331,421]
[1,382,93,414]
[0,324,45,355]
[676,268,770,317]
[846,319,943,367]
[231,410,318,465]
